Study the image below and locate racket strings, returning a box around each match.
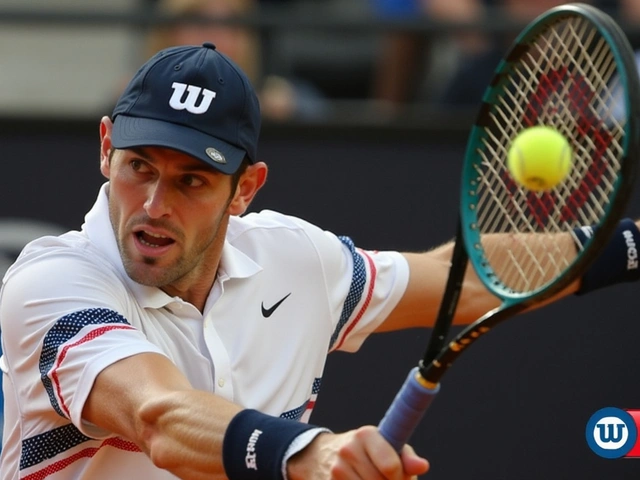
[472,16,626,294]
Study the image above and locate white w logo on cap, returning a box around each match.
[169,82,216,114]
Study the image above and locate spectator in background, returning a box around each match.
[370,0,489,115]
[145,0,327,121]
[148,0,261,87]
[371,0,604,112]
[436,0,607,108]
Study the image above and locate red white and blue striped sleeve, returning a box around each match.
[328,236,409,353]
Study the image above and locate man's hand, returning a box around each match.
[287,425,429,479]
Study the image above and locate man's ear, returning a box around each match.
[99,116,114,178]
[228,162,268,215]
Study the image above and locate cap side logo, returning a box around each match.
[169,82,216,115]
[206,148,226,164]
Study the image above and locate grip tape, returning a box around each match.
[378,367,440,452]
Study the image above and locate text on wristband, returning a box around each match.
[624,230,638,270]
[245,428,262,470]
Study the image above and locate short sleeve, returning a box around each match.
[0,248,166,438]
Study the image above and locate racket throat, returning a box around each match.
[417,361,439,390]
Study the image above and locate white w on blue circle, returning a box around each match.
[586,407,637,458]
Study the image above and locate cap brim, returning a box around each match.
[111,115,245,175]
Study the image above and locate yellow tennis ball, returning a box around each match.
[507,126,573,191]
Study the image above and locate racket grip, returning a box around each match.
[378,367,440,452]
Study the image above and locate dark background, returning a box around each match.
[2,118,640,479]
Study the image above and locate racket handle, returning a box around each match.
[378,367,440,452]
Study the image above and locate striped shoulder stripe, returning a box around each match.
[40,308,134,418]
[329,237,377,351]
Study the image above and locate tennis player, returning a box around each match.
[1,43,638,480]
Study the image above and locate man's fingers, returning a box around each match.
[400,443,430,477]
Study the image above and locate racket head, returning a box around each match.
[460,3,640,305]
[379,3,640,451]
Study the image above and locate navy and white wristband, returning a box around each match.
[574,217,640,295]
[222,409,329,480]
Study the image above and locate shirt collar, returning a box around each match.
[82,183,261,309]
[217,234,262,282]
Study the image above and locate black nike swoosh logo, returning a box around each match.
[261,293,291,318]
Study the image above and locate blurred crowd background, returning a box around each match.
[0,0,637,127]
[4,3,640,478]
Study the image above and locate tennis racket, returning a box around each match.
[378,2,640,451]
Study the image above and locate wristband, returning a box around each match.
[222,409,320,480]
[574,218,640,295]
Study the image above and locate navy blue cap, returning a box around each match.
[112,42,260,174]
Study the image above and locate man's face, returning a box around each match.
[104,147,235,295]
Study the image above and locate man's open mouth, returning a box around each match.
[136,231,174,247]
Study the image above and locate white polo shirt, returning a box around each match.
[0,183,409,480]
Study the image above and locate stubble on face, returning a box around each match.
[103,147,242,299]
[110,197,230,291]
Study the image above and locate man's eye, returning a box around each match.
[183,175,204,187]
[130,159,145,171]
